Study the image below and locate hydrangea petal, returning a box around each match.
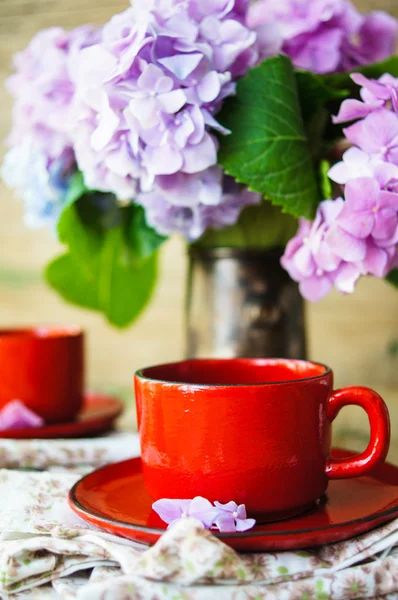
[334,263,361,294]
[158,53,203,80]
[235,518,256,532]
[182,134,218,174]
[363,244,389,277]
[299,275,334,303]
[157,89,187,114]
[214,514,237,533]
[0,401,44,430]
[327,226,367,262]
[152,499,192,524]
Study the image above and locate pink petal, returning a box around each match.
[334,263,361,294]
[235,518,256,532]
[333,99,375,124]
[152,499,191,524]
[182,134,217,174]
[319,198,345,222]
[202,109,231,136]
[214,501,238,513]
[189,497,219,528]
[145,145,184,175]
[351,73,391,100]
[362,244,389,277]
[327,226,367,261]
[293,244,316,277]
[91,96,120,152]
[158,89,187,114]
[236,504,248,520]
[373,208,398,241]
[158,53,203,80]
[344,110,398,155]
[129,97,159,129]
[299,276,333,302]
[197,71,222,103]
[214,514,236,533]
[0,401,44,430]
[328,162,351,185]
[343,177,381,212]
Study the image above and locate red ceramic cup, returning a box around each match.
[0,327,84,424]
[134,358,391,521]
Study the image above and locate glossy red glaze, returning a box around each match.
[0,393,123,439]
[326,387,390,478]
[69,450,398,552]
[134,359,390,519]
[0,327,84,423]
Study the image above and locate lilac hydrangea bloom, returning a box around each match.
[152,497,220,529]
[3,25,99,228]
[281,178,398,301]
[152,496,257,532]
[213,501,256,532]
[72,0,266,239]
[1,140,74,228]
[0,401,44,430]
[138,169,261,240]
[343,110,398,165]
[6,25,99,160]
[247,0,397,74]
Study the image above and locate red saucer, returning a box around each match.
[69,449,398,551]
[0,393,123,439]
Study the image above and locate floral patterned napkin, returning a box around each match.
[0,433,139,471]
[1,466,398,599]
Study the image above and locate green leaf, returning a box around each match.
[195,202,297,249]
[63,171,88,207]
[295,70,349,124]
[46,198,159,328]
[218,55,320,219]
[127,205,168,260]
[325,56,398,91]
[386,269,398,288]
[45,254,100,311]
[319,160,333,200]
[97,225,158,327]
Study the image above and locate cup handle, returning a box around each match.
[325,387,390,479]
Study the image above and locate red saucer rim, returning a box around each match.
[68,451,398,540]
[0,392,124,438]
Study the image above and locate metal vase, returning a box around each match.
[186,247,307,359]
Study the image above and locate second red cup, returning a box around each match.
[0,326,84,424]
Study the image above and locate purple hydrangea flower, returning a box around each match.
[1,140,74,228]
[328,147,398,187]
[152,497,220,529]
[281,177,398,301]
[328,147,379,185]
[247,0,397,74]
[0,401,44,430]
[343,109,398,165]
[6,25,99,160]
[333,73,398,125]
[3,25,99,228]
[138,169,261,240]
[213,501,256,532]
[72,0,266,239]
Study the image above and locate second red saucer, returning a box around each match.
[0,393,123,439]
[69,448,398,551]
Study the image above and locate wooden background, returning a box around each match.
[0,0,397,455]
